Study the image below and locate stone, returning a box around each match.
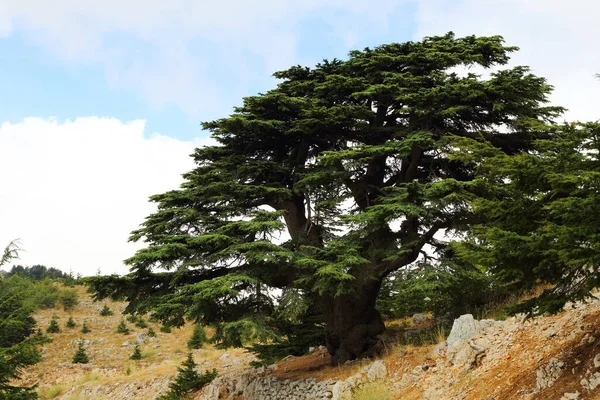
[536,358,564,390]
[412,313,428,325]
[594,354,600,369]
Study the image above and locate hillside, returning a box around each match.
[14,285,600,399]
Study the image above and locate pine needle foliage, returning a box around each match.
[187,325,207,349]
[99,305,113,316]
[81,322,91,334]
[129,343,142,360]
[116,320,130,335]
[65,316,76,328]
[72,342,89,364]
[87,33,563,364]
[158,353,217,400]
[46,318,60,334]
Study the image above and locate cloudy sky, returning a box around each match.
[1,0,598,276]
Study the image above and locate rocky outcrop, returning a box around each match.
[202,360,387,400]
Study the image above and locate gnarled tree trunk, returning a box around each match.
[318,280,386,365]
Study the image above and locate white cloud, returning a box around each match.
[0,0,406,117]
[0,117,214,276]
[415,0,600,122]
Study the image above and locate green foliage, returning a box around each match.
[159,325,171,334]
[129,344,142,360]
[7,264,69,281]
[135,318,148,329]
[147,327,156,337]
[99,305,113,316]
[59,289,79,312]
[65,316,76,328]
[116,320,130,335]
[126,314,138,323]
[157,353,217,400]
[71,342,89,364]
[87,33,562,360]
[455,122,600,315]
[0,267,47,399]
[81,322,90,334]
[46,318,60,334]
[377,261,508,319]
[187,325,207,349]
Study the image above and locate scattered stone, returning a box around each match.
[536,358,564,390]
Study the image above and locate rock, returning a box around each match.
[136,333,148,344]
[561,392,580,400]
[446,314,498,351]
[412,313,428,325]
[433,341,447,356]
[121,341,129,347]
[536,358,564,390]
[594,354,600,368]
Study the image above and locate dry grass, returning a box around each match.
[352,381,393,400]
[12,285,241,398]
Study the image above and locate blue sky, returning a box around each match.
[0,1,417,140]
[1,0,598,275]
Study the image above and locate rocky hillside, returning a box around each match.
[16,286,600,399]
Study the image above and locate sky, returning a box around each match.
[1,0,598,276]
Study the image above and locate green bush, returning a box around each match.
[99,305,113,316]
[81,322,91,334]
[66,316,76,328]
[130,343,142,360]
[135,318,148,329]
[116,320,130,335]
[59,289,79,311]
[147,327,156,337]
[157,353,217,400]
[126,314,138,323]
[47,317,60,334]
[187,324,207,349]
[159,325,171,333]
[72,342,89,364]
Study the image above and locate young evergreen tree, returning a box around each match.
[187,325,207,349]
[158,353,217,400]
[147,327,156,337]
[99,304,113,316]
[130,343,142,360]
[81,321,91,334]
[0,266,47,399]
[72,342,89,364]
[66,316,76,328]
[453,122,600,315]
[127,314,138,323]
[116,320,130,335]
[135,318,148,329]
[159,325,171,334]
[46,317,60,334]
[87,33,562,364]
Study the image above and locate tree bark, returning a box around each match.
[317,280,386,365]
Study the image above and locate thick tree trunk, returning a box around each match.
[318,280,386,365]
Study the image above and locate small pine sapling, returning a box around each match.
[81,321,91,333]
[187,324,207,349]
[158,353,217,399]
[127,314,138,323]
[159,325,171,333]
[99,305,113,316]
[66,316,76,328]
[147,327,156,337]
[130,343,142,360]
[135,318,148,329]
[46,317,60,334]
[116,319,130,335]
[72,342,89,364]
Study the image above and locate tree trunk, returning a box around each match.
[318,280,386,365]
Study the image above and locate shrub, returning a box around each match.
[126,314,138,323]
[99,305,113,316]
[44,384,65,398]
[187,324,207,349]
[351,382,392,400]
[159,325,171,333]
[46,317,60,334]
[81,322,91,334]
[72,342,89,364]
[66,316,76,328]
[147,327,156,337]
[158,353,217,400]
[135,318,148,329]
[116,319,130,335]
[59,289,79,311]
[130,343,142,360]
